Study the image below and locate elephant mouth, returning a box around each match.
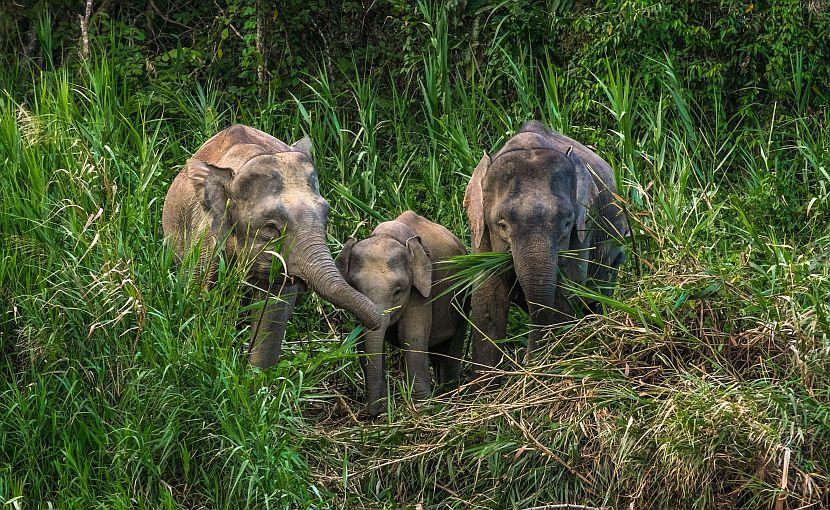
[239,244,293,284]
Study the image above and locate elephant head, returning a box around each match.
[334,223,432,324]
[464,123,601,357]
[186,124,383,332]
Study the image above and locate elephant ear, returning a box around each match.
[463,152,491,252]
[189,158,234,229]
[406,236,432,298]
[567,150,599,245]
[291,135,313,159]
[335,238,357,277]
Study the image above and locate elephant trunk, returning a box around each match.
[286,224,383,331]
[513,235,559,363]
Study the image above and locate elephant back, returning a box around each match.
[518,120,629,241]
[370,220,428,257]
[193,124,294,172]
[395,210,466,263]
[492,130,558,161]
[520,122,614,187]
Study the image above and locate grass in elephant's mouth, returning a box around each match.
[436,251,514,300]
[1,26,829,510]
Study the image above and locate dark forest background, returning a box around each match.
[4,1,829,112]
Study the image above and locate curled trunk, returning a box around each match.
[286,225,383,331]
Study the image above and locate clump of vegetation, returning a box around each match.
[1,1,829,509]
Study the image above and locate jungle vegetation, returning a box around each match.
[1,1,829,508]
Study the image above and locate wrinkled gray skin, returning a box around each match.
[464,120,628,371]
[335,211,468,417]
[162,125,383,368]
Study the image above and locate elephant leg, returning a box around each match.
[249,283,298,369]
[470,274,510,373]
[431,342,452,389]
[398,296,432,401]
[362,326,388,417]
[430,344,448,387]
[433,322,465,391]
[586,243,624,314]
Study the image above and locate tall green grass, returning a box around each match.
[1,25,829,510]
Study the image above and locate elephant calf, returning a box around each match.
[162,124,382,368]
[464,120,628,370]
[335,211,468,417]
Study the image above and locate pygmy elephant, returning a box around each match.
[335,211,468,417]
[464,120,628,370]
[162,124,383,368]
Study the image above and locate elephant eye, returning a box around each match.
[264,220,281,232]
[496,219,510,239]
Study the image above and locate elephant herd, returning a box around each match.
[162,121,628,417]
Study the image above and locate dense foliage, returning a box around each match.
[1,1,829,509]
[5,1,830,108]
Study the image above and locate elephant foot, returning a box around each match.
[363,398,387,419]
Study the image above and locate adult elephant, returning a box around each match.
[162,124,382,368]
[464,121,628,370]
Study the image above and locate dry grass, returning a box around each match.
[301,253,830,509]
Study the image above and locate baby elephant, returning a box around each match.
[335,211,468,417]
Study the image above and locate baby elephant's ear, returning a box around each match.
[189,158,233,214]
[407,236,432,297]
[335,238,357,277]
[292,135,313,159]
